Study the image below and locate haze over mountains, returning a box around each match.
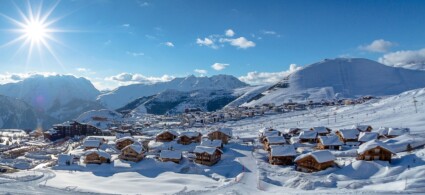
[1,58,425,129]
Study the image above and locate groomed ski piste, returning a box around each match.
[1,87,425,194]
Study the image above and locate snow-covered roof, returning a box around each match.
[298,130,317,139]
[388,128,410,136]
[84,149,111,159]
[357,140,395,155]
[123,144,145,154]
[83,139,101,148]
[179,131,201,138]
[295,150,335,163]
[156,130,179,137]
[319,135,343,146]
[210,127,233,137]
[116,136,135,143]
[377,127,389,136]
[337,129,359,139]
[311,126,330,134]
[160,150,182,159]
[265,136,286,144]
[200,139,222,148]
[358,132,378,142]
[193,146,223,155]
[352,124,372,132]
[270,145,296,157]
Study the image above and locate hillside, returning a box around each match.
[97,75,248,109]
[118,89,238,115]
[0,95,38,129]
[244,58,425,106]
[0,75,103,128]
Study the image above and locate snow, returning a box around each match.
[200,140,223,148]
[82,140,101,148]
[337,129,359,139]
[265,136,286,144]
[357,140,396,155]
[84,149,111,159]
[311,126,329,134]
[125,144,144,154]
[319,135,343,146]
[270,145,296,157]
[97,75,248,109]
[298,130,317,139]
[193,146,222,155]
[244,58,425,106]
[295,150,336,163]
[358,132,378,142]
[159,150,182,159]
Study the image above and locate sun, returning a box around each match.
[24,20,49,43]
[0,1,66,65]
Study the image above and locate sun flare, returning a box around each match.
[0,1,67,65]
[24,20,48,43]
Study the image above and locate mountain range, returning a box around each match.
[1,58,425,129]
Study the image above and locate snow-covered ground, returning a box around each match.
[1,87,425,194]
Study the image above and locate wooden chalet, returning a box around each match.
[177,131,202,145]
[115,136,135,150]
[193,146,223,166]
[294,150,335,172]
[207,128,232,144]
[200,139,223,149]
[358,132,378,144]
[156,130,179,142]
[84,149,111,164]
[258,128,281,143]
[119,144,145,162]
[298,130,318,143]
[335,129,360,145]
[317,135,343,150]
[263,136,286,151]
[83,139,102,150]
[310,126,332,136]
[159,150,182,163]
[357,140,395,162]
[268,145,296,165]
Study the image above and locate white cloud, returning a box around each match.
[262,30,277,35]
[196,30,255,49]
[122,24,130,27]
[126,51,145,57]
[220,37,256,49]
[163,42,174,47]
[137,1,149,7]
[196,37,218,49]
[211,63,229,71]
[225,29,235,37]
[0,72,58,84]
[359,39,395,53]
[239,64,302,85]
[194,69,207,74]
[107,73,175,85]
[378,48,425,70]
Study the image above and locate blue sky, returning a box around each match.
[0,0,425,90]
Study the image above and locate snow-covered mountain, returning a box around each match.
[98,74,248,109]
[244,58,425,106]
[118,89,239,115]
[0,75,103,128]
[0,95,38,129]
